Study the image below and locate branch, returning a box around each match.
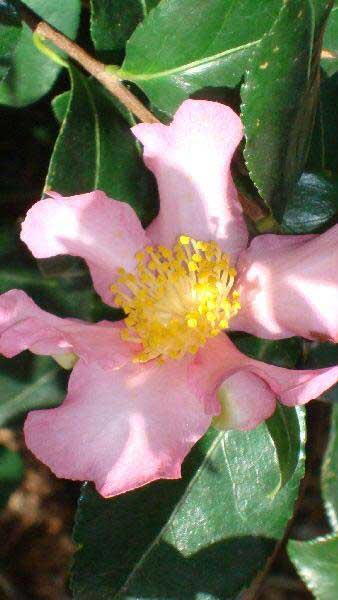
[18,2,273,223]
[18,2,159,124]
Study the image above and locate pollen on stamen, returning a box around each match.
[111,235,241,362]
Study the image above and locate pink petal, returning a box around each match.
[0,289,135,369]
[213,371,276,431]
[133,100,248,259]
[24,357,211,497]
[21,191,150,305]
[232,225,338,342]
[190,333,338,428]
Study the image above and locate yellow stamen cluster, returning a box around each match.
[111,235,241,362]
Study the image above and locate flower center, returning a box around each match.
[111,236,241,362]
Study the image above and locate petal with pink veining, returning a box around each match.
[0,289,135,369]
[133,100,248,259]
[232,225,338,342]
[190,333,338,429]
[24,357,211,497]
[21,191,150,306]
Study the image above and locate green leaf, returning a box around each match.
[281,172,338,233]
[52,90,70,123]
[0,0,81,107]
[0,0,22,82]
[311,0,335,25]
[307,70,338,175]
[303,342,338,402]
[322,405,338,530]
[230,334,303,489]
[306,100,326,171]
[0,353,66,427]
[242,0,323,221]
[288,535,338,600]
[287,395,338,598]
[0,222,97,321]
[46,65,157,225]
[322,3,338,76]
[72,409,305,599]
[230,333,302,369]
[119,0,281,115]
[0,445,24,510]
[0,223,105,428]
[90,0,159,56]
[320,73,338,174]
[266,405,305,490]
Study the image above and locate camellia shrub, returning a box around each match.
[0,0,338,598]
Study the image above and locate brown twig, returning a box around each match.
[242,474,308,600]
[18,2,275,223]
[18,2,159,124]
[237,192,267,222]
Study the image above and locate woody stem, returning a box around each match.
[18,1,159,124]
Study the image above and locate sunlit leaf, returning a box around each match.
[242,0,329,220]
[119,0,281,115]
[72,409,305,598]
[288,535,338,599]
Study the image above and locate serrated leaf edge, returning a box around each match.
[240,0,315,207]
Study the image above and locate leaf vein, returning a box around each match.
[119,39,259,82]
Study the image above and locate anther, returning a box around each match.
[111,235,241,362]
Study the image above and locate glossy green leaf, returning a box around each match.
[0,0,81,107]
[287,389,338,598]
[230,334,303,489]
[301,0,335,166]
[266,405,304,490]
[230,334,302,369]
[0,445,24,509]
[46,65,157,225]
[311,0,335,26]
[0,353,66,427]
[288,535,338,600]
[306,343,338,369]
[281,172,338,233]
[119,0,282,115]
[72,409,305,599]
[52,90,70,123]
[322,404,338,530]
[242,0,324,221]
[322,3,338,76]
[0,0,22,82]
[303,342,338,403]
[90,0,159,56]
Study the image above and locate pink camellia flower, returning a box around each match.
[1,100,338,498]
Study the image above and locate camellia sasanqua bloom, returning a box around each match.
[1,100,338,497]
